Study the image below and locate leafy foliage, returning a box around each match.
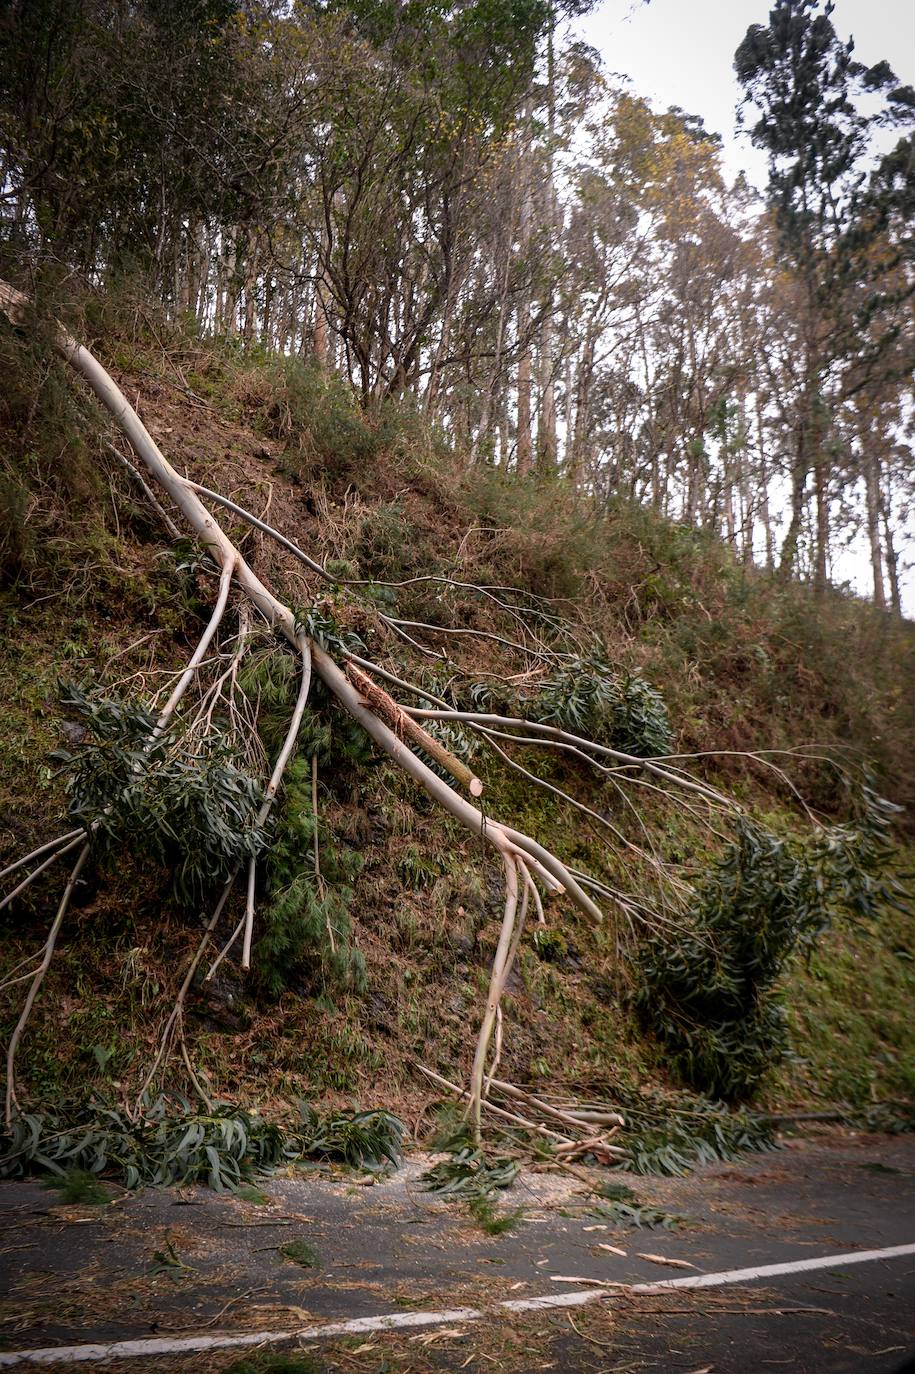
[0,1096,404,1190]
[54,684,265,906]
[533,654,673,757]
[592,1180,680,1228]
[295,1103,404,1171]
[636,787,906,1100]
[254,757,366,999]
[623,1107,777,1176]
[466,1194,525,1234]
[278,1240,320,1268]
[256,357,400,480]
[42,1166,110,1205]
[421,1146,520,1199]
[225,1356,324,1374]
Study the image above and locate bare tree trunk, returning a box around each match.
[515,130,533,477]
[864,447,887,611]
[538,315,557,474]
[564,357,574,475]
[568,335,595,488]
[516,329,532,476]
[880,486,902,617]
[754,395,775,570]
[813,450,829,595]
[242,235,259,345]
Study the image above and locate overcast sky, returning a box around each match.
[575,0,915,190]
[572,0,915,609]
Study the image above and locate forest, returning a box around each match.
[1,0,912,600]
[0,0,913,1208]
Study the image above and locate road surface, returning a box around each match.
[0,1126,912,1371]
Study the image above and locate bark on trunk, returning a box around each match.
[864,447,887,611]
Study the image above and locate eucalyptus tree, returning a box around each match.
[294,0,555,409]
[735,0,915,591]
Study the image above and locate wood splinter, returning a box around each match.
[345,661,483,797]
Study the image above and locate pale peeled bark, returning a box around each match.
[0,280,604,1134]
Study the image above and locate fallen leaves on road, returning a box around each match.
[409,1327,467,1344]
[595,1243,628,1257]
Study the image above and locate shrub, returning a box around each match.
[242,357,399,482]
[54,684,265,906]
[636,787,905,1100]
[254,756,366,1000]
[0,1096,404,1189]
[534,653,673,757]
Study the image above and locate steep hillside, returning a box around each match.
[1,297,913,1159]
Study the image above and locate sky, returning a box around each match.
[576,0,915,191]
[572,0,915,610]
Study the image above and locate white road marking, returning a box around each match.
[1,1242,913,1366]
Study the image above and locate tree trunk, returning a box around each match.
[516,331,533,476]
[779,412,808,580]
[813,451,829,595]
[864,447,887,611]
[754,395,775,571]
[538,315,557,474]
[880,488,902,617]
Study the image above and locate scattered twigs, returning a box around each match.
[0,829,84,886]
[136,871,237,1112]
[104,440,181,539]
[381,615,561,666]
[416,1063,574,1145]
[402,709,735,810]
[0,833,85,915]
[4,841,91,1128]
[416,1063,631,1161]
[152,555,236,739]
[206,638,313,979]
[486,1078,625,1132]
[184,480,332,582]
[179,1030,213,1112]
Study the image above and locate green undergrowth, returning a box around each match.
[421,1145,521,1198]
[776,865,915,1109]
[1,298,914,1149]
[225,1357,324,1374]
[591,1179,681,1228]
[636,790,907,1101]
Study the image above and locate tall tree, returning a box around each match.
[735,0,915,590]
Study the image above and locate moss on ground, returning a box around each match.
[776,871,915,1108]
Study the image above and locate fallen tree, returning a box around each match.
[0,282,903,1147]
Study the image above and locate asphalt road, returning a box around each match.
[0,1127,913,1372]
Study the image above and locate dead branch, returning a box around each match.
[4,842,91,1127]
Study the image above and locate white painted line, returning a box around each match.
[1,1242,913,1367]
[626,1242,915,1294]
[0,1311,483,1369]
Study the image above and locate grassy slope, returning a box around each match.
[0,297,913,1124]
